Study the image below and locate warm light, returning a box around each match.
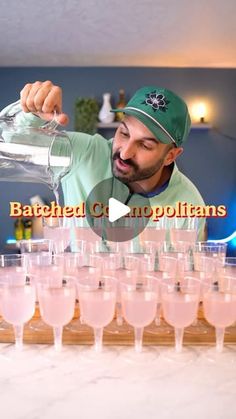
[191,102,207,123]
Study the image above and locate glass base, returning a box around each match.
[36,343,81,362]
[104,321,133,335]
[79,344,119,362]
[0,319,12,331]
[0,342,27,361]
[224,326,236,336]
[185,319,211,335]
[202,345,236,364]
[120,345,159,364]
[160,346,199,364]
[64,319,92,334]
[28,319,51,332]
[145,320,173,335]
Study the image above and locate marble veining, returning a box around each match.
[1,343,236,419]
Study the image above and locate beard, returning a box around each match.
[112,149,166,183]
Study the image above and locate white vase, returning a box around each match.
[98,93,115,123]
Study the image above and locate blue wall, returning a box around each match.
[0,67,235,253]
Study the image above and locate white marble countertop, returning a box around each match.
[1,343,236,419]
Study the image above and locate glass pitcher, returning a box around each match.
[0,100,73,190]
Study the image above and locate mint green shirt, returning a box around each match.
[62,130,206,239]
[8,109,206,239]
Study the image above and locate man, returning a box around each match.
[5,80,206,239]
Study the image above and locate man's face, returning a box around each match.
[112,115,174,184]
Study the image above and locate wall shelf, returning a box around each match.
[191,123,212,130]
[97,122,120,129]
[97,122,212,130]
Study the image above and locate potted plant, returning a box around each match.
[74,97,99,134]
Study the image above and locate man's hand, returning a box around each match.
[20,80,69,126]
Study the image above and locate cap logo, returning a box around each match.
[142,91,170,112]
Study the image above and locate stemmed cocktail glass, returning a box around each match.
[120,275,159,356]
[193,242,227,270]
[104,254,141,335]
[0,271,36,349]
[143,254,178,334]
[43,216,74,253]
[63,252,95,333]
[170,217,198,246]
[77,275,117,353]
[20,241,63,332]
[203,275,236,357]
[37,275,76,351]
[161,277,200,358]
[158,241,194,284]
[139,216,167,245]
[185,255,215,335]
[0,254,27,331]
[217,257,236,278]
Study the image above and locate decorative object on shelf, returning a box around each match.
[75,97,99,134]
[115,89,126,121]
[191,123,212,130]
[97,122,120,129]
[14,218,24,241]
[98,93,115,124]
[23,219,32,240]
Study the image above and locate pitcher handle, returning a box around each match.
[41,110,59,131]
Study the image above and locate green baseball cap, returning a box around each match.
[111,86,191,147]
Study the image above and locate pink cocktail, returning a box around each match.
[170,229,197,245]
[161,278,200,352]
[121,275,159,352]
[37,276,76,350]
[75,226,102,244]
[43,226,71,253]
[77,276,116,352]
[203,276,236,352]
[140,228,166,243]
[0,273,36,348]
[122,290,158,328]
[193,242,227,269]
[0,254,28,333]
[162,292,199,328]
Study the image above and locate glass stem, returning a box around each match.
[116,303,123,326]
[94,327,103,352]
[14,324,24,349]
[53,326,63,351]
[155,305,161,326]
[215,327,225,352]
[134,327,144,353]
[175,328,184,353]
[192,318,198,326]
